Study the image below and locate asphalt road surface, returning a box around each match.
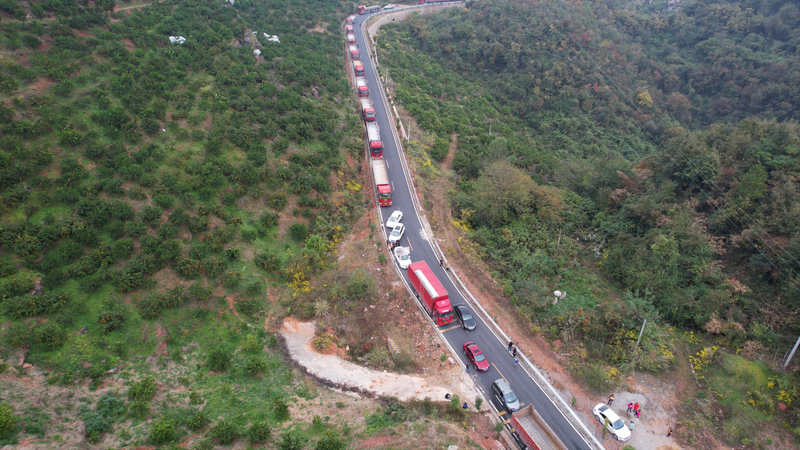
[352,11,594,450]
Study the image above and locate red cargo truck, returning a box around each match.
[361,97,375,122]
[356,77,369,97]
[371,158,392,206]
[366,121,382,157]
[353,59,364,77]
[346,15,356,24]
[347,33,356,44]
[349,44,359,59]
[408,261,454,326]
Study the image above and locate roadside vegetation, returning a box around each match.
[378,0,800,447]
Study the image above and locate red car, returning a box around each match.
[463,341,490,372]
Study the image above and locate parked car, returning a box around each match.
[393,246,411,269]
[463,341,490,372]
[453,303,476,331]
[388,223,405,244]
[386,210,403,228]
[383,4,395,9]
[491,378,520,412]
[592,404,631,442]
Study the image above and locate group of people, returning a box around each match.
[608,395,673,437]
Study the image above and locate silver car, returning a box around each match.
[491,378,520,412]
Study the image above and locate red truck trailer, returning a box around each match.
[366,121,382,157]
[361,97,376,122]
[353,59,364,77]
[349,44,359,60]
[408,261,454,326]
[371,158,392,206]
[510,405,568,450]
[347,33,356,44]
[356,76,369,97]
[357,5,381,14]
[346,24,354,32]
[346,15,356,24]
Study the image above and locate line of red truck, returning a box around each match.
[346,12,454,327]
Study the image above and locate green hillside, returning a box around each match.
[379,0,800,446]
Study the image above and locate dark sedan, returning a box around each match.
[453,303,476,331]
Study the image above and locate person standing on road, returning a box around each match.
[439,259,444,267]
[629,421,635,431]
[607,394,615,406]
[636,409,641,419]
[667,427,672,437]
[627,403,633,413]
[466,364,470,374]
[633,402,640,413]
[512,347,517,357]
[514,358,519,366]
[507,341,514,352]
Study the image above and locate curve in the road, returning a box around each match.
[347,6,603,450]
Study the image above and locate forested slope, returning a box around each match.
[0,0,375,446]
[380,0,800,446]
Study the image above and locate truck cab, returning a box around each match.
[346,15,356,25]
[347,34,356,44]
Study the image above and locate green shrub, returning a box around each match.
[247,421,271,443]
[260,212,279,227]
[255,252,281,271]
[236,298,261,316]
[277,430,305,450]
[187,411,208,431]
[273,399,290,421]
[315,433,346,450]
[267,193,287,211]
[7,291,70,318]
[97,307,125,334]
[243,357,267,377]
[207,348,231,372]
[127,376,156,401]
[210,420,238,445]
[149,418,176,445]
[188,283,212,301]
[95,393,126,420]
[32,323,67,351]
[221,270,243,287]
[0,403,17,440]
[241,334,261,353]
[128,401,150,420]
[288,223,308,242]
[81,410,110,443]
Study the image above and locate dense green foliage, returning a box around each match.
[0,0,369,446]
[380,0,800,444]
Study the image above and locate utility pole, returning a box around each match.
[784,334,800,369]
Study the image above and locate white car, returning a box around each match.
[383,4,395,9]
[388,223,405,244]
[592,404,631,442]
[393,246,411,269]
[386,210,403,228]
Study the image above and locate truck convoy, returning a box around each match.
[357,4,381,14]
[366,122,382,157]
[361,97,375,122]
[510,405,568,450]
[353,59,364,76]
[371,158,392,206]
[408,261,454,326]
